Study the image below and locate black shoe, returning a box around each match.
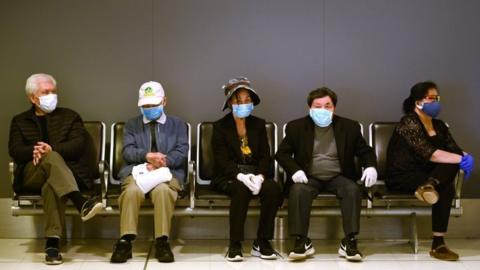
[155,238,174,263]
[338,238,363,261]
[45,247,63,265]
[288,236,315,260]
[251,239,279,260]
[80,196,103,221]
[226,242,243,262]
[110,239,133,263]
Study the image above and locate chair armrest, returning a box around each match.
[188,160,196,209]
[277,166,287,190]
[454,169,464,200]
[9,161,15,185]
[98,160,110,200]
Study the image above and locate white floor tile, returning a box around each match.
[80,261,145,270]
[0,238,478,270]
[463,261,480,270]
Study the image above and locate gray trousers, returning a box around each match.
[288,175,361,237]
[22,151,80,238]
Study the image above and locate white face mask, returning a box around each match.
[38,94,58,113]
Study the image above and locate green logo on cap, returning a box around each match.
[144,87,154,96]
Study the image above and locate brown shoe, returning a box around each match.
[429,245,459,261]
[415,184,439,204]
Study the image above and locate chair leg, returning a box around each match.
[408,212,419,254]
[274,217,286,240]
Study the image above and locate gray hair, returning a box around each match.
[25,73,57,96]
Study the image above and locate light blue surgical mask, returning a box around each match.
[232,103,254,118]
[309,108,333,127]
[140,105,164,121]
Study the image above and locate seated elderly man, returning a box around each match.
[8,73,103,265]
[110,81,188,263]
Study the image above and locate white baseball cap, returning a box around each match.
[138,81,165,106]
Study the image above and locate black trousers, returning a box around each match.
[219,179,283,242]
[288,175,362,238]
[387,163,458,232]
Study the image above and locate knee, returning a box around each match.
[151,183,176,200]
[41,183,54,196]
[261,180,282,198]
[230,182,252,200]
[288,184,311,205]
[341,182,361,198]
[122,184,144,200]
[289,183,309,197]
[152,183,170,194]
[42,151,66,166]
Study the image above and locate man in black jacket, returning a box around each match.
[8,73,103,265]
[275,87,377,262]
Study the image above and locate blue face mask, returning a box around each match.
[309,108,333,127]
[232,103,254,118]
[140,105,164,121]
[420,101,441,118]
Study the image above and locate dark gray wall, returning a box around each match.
[1,0,479,198]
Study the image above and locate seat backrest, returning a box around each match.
[196,122,277,185]
[110,122,191,183]
[111,122,125,182]
[83,121,105,166]
[369,122,397,179]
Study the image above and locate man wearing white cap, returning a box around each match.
[110,81,188,263]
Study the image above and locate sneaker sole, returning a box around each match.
[45,258,63,265]
[110,253,132,263]
[251,250,277,260]
[81,202,103,221]
[157,258,174,263]
[288,247,315,261]
[429,250,459,261]
[226,255,243,262]
[338,248,363,262]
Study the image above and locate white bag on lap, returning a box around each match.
[132,163,172,193]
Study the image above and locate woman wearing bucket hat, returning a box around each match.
[211,77,283,262]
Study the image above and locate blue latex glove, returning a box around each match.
[459,154,474,179]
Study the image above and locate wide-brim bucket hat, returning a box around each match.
[221,76,260,111]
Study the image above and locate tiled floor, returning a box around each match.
[0,238,479,270]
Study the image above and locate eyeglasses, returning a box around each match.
[424,95,440,102]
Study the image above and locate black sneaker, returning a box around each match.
[110,239,133,263]
[251,239,278,260]
[226,242,243,262]
[45,247,63,265]
[80,196,103,221]
[338,238,363,261]
[155,238,174,263]
[288,236,315,260]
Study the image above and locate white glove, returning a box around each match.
[361,167,377,187]
[237,173,256,192]
[292,170,308,184]
[251,174,264,195]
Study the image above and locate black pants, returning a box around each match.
[387,163,458,232]
[219,179,283,242]
[288,175,362,238]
